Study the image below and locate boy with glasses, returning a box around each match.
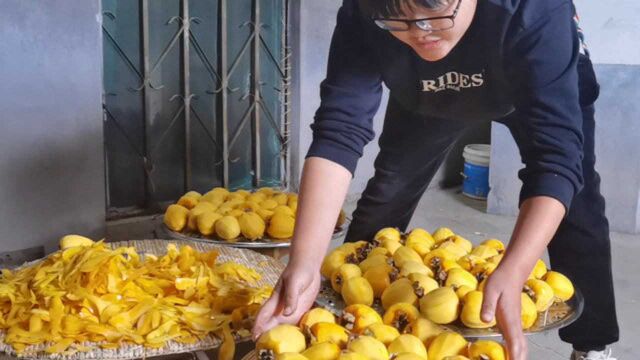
[253,1,619,359]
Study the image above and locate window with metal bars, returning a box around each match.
[102,0,291,219]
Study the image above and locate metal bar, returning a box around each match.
[189,30,222,83]
[226,32,256,79]
[283,0,291,189]
[228,102,257,150]
[102,27,144,80]
[150,103,186,157]
[190,105,222,151]
[150,23,187,75]
[257,97,285,144]
[259,35,286,78]
[219,0,230,187]
[103,96,111,211]
[104,108,145,157]
[251,0,262,187]
[141,0,153,207]
[182,0,192,191]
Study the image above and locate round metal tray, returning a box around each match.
[315,279,584,339]
[161,218,350,249]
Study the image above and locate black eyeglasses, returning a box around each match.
[374,0,462,32]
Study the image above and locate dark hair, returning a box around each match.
[358,0,453,18]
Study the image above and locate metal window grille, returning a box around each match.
[102,0,291,219]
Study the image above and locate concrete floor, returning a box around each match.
[18,188,635,360]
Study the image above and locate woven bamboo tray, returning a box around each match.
[0,239,285,360]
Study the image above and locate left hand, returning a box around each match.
[481,266,528,360]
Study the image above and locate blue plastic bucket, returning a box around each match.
[462,144,491,199]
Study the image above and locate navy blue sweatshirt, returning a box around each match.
[307,0,585,211]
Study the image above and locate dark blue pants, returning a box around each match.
[345,56,619,350]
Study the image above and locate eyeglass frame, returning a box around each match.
[373,0,463,32]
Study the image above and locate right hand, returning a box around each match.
[481,266,529,360]
[251,260,321,340]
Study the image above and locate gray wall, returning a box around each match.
[578,1,640,66]
[292,0,490,197]
[488,2,640,233]
[0,0,106,253]
[292,0,385,196]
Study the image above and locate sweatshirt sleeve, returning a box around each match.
[505,1,584,211]
[305,0,383,175]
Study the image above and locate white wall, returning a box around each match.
[578,1,640,65]
[293,0,387,197]
[0,0,106,253]
[488,1,640,233]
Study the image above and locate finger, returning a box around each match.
[277,276,321,325]
[497,294,527,360]
[283,277,304,316]
[256,280,284,323]
[481,281,500,323]
[252,289,284,340]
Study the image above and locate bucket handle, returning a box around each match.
[460,172,467,179]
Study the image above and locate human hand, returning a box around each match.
[481,267,529,360]
[251,260,321,340]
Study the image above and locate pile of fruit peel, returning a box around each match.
[0,235,272,357]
